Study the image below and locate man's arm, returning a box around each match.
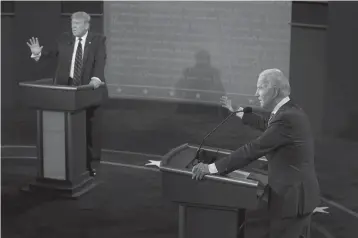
[214,114,292,175]
[91,35,106,83]
[31,53,42,61]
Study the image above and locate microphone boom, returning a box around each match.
[193,107,251,164]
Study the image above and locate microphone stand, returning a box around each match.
[191,109,244,166]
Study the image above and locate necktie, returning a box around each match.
[73,37,83,86]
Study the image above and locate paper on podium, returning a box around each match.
[313,206,329,214]
[145,160,161,168]
[231,170,250,179]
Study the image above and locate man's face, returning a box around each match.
[71,18,89,37]
[255,76,277,109]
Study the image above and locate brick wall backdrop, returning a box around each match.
[104,1,292,106]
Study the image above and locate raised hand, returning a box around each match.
[26,37,43,56]
[220,96,234,112]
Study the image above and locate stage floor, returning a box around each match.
[2,147,356,238]
[2,104,358,237]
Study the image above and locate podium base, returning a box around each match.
[178,204,246,238]
[21,175,97,199]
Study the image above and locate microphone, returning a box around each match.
[193,107,252,164]
[242,107,252,113]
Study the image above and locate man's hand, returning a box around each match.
[89,78,102,89]
[220,96,244,118]
[220,96,234,112]
[192,162,210,180]
[26,37,43,56]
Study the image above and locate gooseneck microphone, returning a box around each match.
[193,107,253,163]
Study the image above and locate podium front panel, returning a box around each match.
[42,111,66,180]
[66,110,88,184]
[184,205,239,238]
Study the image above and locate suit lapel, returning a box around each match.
[277,100,295,115]
[268,100,294,125]
[268,113,275,125]
[82,32,93,70]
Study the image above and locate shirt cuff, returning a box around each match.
[236,111,244,119]
[208,163,218,174]
[31,53,41,61]
[91,77,102,83]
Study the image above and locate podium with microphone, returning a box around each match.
[159,107,268,238]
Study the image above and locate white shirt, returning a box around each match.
[31,31,101,83]
[272,96,290,115]
[208,96,291,174]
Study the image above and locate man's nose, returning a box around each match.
[255,90,259,97]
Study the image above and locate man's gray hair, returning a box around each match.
[259,68,291,97]
[71,11,91,24]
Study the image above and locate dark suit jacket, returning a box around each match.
[215,100,320,219]
[39,32,107,90]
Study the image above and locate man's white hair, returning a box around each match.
[259,68,291,97]
[71,11,91,24]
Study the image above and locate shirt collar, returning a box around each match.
[272,96,290,114]
[77,31,88,43]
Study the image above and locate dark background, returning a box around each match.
[2,0,358,214]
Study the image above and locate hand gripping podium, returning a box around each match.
[160,143,267,238]
[18,78,105,198]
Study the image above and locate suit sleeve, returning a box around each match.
[39,45,59,59]
[37,34,66,61]
[32,44,58,62]
[215,114,292,175]
[92,36,107,82]
[241,112,269,132]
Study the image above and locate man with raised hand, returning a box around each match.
[192,69,320,238]
[26,11,107,177]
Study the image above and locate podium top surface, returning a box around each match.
[160,143,262,188]
[18,78,106,111]
[19,78,104,91]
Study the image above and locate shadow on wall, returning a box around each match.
[174,49,225,115]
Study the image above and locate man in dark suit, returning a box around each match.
[26,11,107,176]
[192,69,320,238]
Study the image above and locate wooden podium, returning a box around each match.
[160,143,268,238]
[18,78,105,198]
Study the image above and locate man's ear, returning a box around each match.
[273,87,280,98]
